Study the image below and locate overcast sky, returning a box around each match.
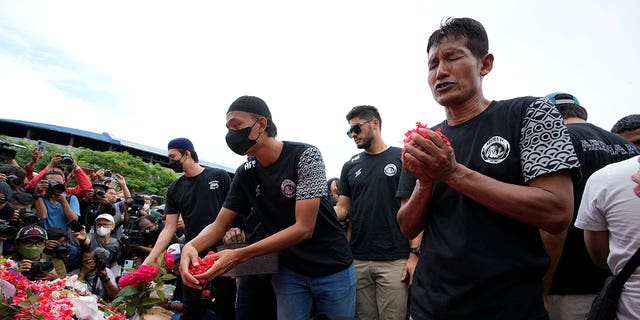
[1,0,638,178]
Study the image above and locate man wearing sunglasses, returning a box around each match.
[334,105,415,320]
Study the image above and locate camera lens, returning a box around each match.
[48,182,66,196]
[6,175,22,187]
[0,223,17,239]
[60,154,73,165]
[19,210,39,225]
[54,244,71,259]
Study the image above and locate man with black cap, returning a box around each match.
[144,137,235,320]
[543,92,640,319]
[180,96,355,319]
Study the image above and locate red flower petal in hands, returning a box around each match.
[403,122,451,146]
[189,251,217,284]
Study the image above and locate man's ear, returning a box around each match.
[480,53,494,76]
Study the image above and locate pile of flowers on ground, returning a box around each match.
[111,251,176,317]
[0,256,125,320]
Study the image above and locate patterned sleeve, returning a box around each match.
[520,97,580,182]
[296,146,329,200]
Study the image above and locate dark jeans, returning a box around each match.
[236,275,277,320]
[182,276,237,320]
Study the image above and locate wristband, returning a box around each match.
[410,247,420,256]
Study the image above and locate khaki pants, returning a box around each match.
[354,259,409,320]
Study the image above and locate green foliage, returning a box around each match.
[1,136,177,198]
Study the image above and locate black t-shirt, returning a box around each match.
[550,122,640,294]
[164,167,231,243]
[223,141,353,276]
[339,146,408,260]
[403,97,580,319]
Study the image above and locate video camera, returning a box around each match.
[122,194,146,247]
[122,194,164,248]
[0,140,26,160]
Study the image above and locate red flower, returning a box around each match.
[189,251,216,284]
[403,122,451,146]
[136,264,159,281]
[164,252,175,271]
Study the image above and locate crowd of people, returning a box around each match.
[2,17,640,320]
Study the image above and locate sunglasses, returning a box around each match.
[346,119,373,137]
[0,198,5,203]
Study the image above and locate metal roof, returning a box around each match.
[0,118,235,173]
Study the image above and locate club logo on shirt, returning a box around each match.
[281,179,296,198]
[355,168,362,178]
[481,136,510,164]
[384,164,398,177]
[209,180,220,190]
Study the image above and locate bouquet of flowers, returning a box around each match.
[0,256,125,320]
[110,252,176,318]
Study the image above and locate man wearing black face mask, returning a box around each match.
[180,96,355,319]
[143,137,236,320]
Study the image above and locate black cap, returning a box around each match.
[227,96,272,120]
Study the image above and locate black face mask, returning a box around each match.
[168,154,185,173]
[225,120,260,155]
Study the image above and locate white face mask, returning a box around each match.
[143,204,150,210]
[96,227,111,237]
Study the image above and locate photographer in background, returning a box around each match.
[25,153,92,197]
[33,171,81,233]
[9,191,39,227]
[136,194,164,221]
[45,227,79,273]
[79,183,116,231]
[0,181,17,256]
[10,225,66,280]
[70,247,120,301]
[0,181,15,223]
[0,164,27,193]
[73,213,121,274]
